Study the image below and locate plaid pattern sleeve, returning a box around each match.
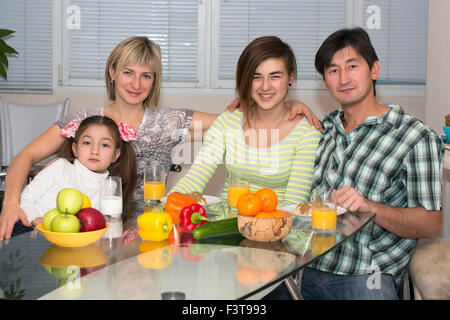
[311,104,444,287]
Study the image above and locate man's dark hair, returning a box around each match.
[315,27,379,96]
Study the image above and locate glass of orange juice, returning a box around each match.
[227,171,250,208]
[311,188,337,233]
[144,161,165,205]
[311,232,337,255]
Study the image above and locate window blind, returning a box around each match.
[363,0,427,84]
[0,0,53,92]
[66,0,200,85]
[216,0,348,83]
[215,0,428,87]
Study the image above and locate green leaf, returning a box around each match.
[0,39,18,54]
[6,45,18,54]
[0,52,8,68]
[0,64,7,80]
[16,278,21,288]
[0,29,15,38]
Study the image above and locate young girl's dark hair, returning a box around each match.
[58,116,137,205]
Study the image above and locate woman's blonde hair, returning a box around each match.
[105,36,162,108]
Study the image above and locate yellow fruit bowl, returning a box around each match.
[38,244,109,268]
[36,224,109,248]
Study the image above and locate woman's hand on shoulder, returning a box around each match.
[287,99,323,132]
[190,111,220,139]
[225,97,240,112]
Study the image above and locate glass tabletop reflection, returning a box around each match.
[0,200,374,300]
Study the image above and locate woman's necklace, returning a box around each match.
[247,108,287,148]
[110,105,145,130]
[252,108,287,131]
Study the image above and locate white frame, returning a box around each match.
[58,0,206,89]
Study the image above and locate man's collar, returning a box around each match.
[323,104,404,129]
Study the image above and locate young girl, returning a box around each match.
[20,116,137,227]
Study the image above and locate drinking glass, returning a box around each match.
[311,232,337,255]
[227,171,250,208]
[99,176,123,217]
[144,161,165,205]
[102,217,123,240]
[311,188,337,233]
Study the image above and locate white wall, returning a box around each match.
[425,0,450,134]
[426,0,450,238]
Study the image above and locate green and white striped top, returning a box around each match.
[171,111,321,204]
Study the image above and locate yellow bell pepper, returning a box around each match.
[137,240,173,270]
[137,211,173,241]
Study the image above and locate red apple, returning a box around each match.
[76,208,106,232]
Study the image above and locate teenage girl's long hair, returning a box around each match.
[57,116,137,205]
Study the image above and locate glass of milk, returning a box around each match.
[99,176,123,217]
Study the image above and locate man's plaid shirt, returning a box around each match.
[311,104,443,287]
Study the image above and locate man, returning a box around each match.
[300,27,443,300]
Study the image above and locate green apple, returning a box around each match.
[52,267,76,279]
[57,188,83,215]
[43,265,53,275]
[51,214,80,233]
[42,208,61,231]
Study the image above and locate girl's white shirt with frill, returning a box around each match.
[20,158,109,223]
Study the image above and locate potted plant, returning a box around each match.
[0,29,19,80]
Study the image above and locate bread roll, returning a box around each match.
[293,201,325,216]
[185,191,207,205]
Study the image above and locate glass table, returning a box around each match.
[0,200,374,300]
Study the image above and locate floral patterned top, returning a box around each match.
[56,106,194,200]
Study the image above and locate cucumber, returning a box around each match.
[195,232,244,246]
[192,217,239,239]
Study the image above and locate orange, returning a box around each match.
[259,269,277,282]
[236,192,262,216]
[235,266,260,286]
[80,193,92,209]
[256,188,278,212]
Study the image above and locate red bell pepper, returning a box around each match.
[165,192,196,224]
[180,203,209,233]
[179,233,204,262]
